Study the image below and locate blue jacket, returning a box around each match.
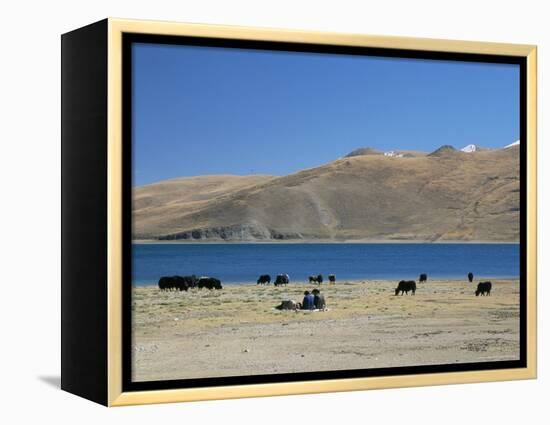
[302,294,315,310]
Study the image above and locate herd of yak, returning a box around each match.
[158,275,221,291]
[257,274,336,285]
[394,272,492,296]
[157,271,493,296]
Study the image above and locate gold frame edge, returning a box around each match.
[106,18,537,407]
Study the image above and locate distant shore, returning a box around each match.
[132,278,520,382]
[133,239,519,245]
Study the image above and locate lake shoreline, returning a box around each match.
[133,276,520,287]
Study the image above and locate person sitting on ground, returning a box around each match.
[312,288,326,310]
[301,290,315,310]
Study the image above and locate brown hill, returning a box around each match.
[344,147,383,157]
[133,146,519,242]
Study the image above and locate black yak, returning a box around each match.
[309,274,323,284]
[257,274,271,285]
[475,281,492,296]
[419,273,427,283]
[180,275,198,290]
[468,272,474,283]
[172,276,188,291]
[185,275,199,289]
[158,276,174,291]
[158,275,195,291]
[395,280,416,296]
[198,277,222,290]
[274,274,289,286]
[328,274,336,284]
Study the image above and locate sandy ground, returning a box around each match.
[132,279,520,382]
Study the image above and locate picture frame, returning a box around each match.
[61,18,537,406]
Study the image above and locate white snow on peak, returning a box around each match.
[384,150,403,158]
[460,144,477,153]
[504,140,520,149]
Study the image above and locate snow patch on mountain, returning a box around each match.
[504,140,520,149]
[384,150,404,158]
[460,144,478,153]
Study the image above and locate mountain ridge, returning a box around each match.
[133,146,520,242]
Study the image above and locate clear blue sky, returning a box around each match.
[132,43,519,186]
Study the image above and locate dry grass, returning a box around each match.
[132,278,520,382]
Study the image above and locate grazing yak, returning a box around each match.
[257,274,271,285]
[475,281,492,296]
[328,274,336,284]
[176,275,198,290]
[419,273,427,283]
[198,277,222,290]
[309,274,323,284]
[186,275,199,289]
[158,276,174,291]
[274,274,289,286]
[395,280,417,296]
[468,272,474,283]
[158,275,197,291]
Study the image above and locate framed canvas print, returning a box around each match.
[61,18,537,406]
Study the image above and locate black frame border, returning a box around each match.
[122,33,528,393]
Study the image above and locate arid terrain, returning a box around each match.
[132,278,520,382]
[133,145,519,242]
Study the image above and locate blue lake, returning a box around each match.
[132,243,520,285]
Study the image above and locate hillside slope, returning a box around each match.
[133,147,520,242]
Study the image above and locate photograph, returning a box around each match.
[129,41,521,383]
[4,0,544,418]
